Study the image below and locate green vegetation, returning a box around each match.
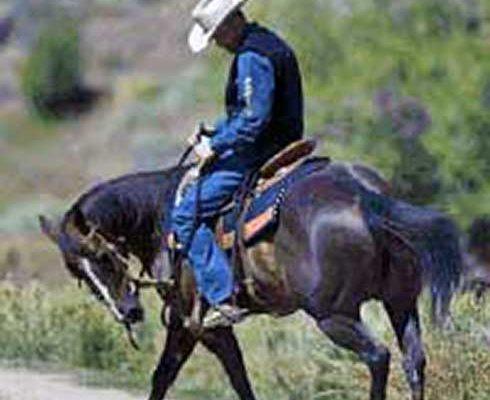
[20,14,83,118]
[202,0,490,224]
[6,0,488,228]
[0,281,488,399]
[0,283,161,388]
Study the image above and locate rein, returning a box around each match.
[79,222,174,293]
[77,222,174,350]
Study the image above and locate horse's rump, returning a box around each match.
[321,164,462,319]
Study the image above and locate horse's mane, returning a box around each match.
[62,165,187,240]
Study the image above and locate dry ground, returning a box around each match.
[0,367,145,400]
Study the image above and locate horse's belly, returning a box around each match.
[244,240,298,314]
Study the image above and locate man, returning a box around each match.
[170,0,304,326]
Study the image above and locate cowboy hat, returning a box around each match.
[188,0,247,54]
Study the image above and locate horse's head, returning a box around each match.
[39,211,145,327]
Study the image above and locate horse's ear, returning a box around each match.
[39,215,60,243]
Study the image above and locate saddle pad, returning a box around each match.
[217,157,329,250]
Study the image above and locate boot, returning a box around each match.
[203,303,249,328]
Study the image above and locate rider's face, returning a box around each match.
[213,14,244,53]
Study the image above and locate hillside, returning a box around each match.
[0,0,212,283]
[0,1,489,399]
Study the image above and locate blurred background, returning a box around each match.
[0,0,489,399]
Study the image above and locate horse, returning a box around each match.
[39,160,462,400]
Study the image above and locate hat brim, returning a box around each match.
[188,23,215,54]
[188,0,247,54]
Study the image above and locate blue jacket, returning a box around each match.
[211,23,304,169]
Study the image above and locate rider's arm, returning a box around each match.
[210,51,275,156]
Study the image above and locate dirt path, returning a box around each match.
[0,367,145,400]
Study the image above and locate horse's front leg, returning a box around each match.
[201,327,257,400]
[149,314,197,400]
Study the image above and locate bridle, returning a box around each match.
[75,221,174,350]
[73,131,207,346]
[78,221,174,293]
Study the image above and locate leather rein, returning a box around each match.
[79,221,174,295]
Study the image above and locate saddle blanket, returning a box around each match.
[216,157,329,250]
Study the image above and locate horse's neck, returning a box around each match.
[116,166,186,265]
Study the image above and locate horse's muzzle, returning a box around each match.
[119,293,145,324]
[124,305,145,324]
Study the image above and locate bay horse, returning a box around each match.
[39,160,462,400]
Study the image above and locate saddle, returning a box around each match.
[213,139,324,250]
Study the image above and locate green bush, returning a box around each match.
[1,281,489,399]
[0,282,160,388]
[391,0,465,37]
[20,15,83,118]
[245,0,490,222]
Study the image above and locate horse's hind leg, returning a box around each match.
[317,314,390,400]
[384,303,426,400]
[201,327,257,400]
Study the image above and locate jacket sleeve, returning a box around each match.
[210,51,275,156]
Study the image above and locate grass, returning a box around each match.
[0,282,162,388]
[173,297,490,400]
[0,278,488,400]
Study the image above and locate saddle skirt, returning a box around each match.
[214,140,327,250]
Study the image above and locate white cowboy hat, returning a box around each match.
[188,0,247,54]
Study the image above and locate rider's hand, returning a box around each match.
[193,135,215,161]
[187,123,215,146]
[187,131,199,147]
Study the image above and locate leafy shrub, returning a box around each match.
[0,282,160,387]
[246,0,490,221]
[389,0,477,37]
[392,139,441,205]
[20,14,83,118]
[0,281,489,398]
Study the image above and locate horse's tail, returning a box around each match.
[361,193,462,324]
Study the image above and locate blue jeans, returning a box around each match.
[170,165,246,305]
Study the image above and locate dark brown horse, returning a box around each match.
[39,160,462,400]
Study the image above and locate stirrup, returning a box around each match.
[203,304,250,329]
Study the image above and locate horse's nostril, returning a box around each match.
[126,307,144,323]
